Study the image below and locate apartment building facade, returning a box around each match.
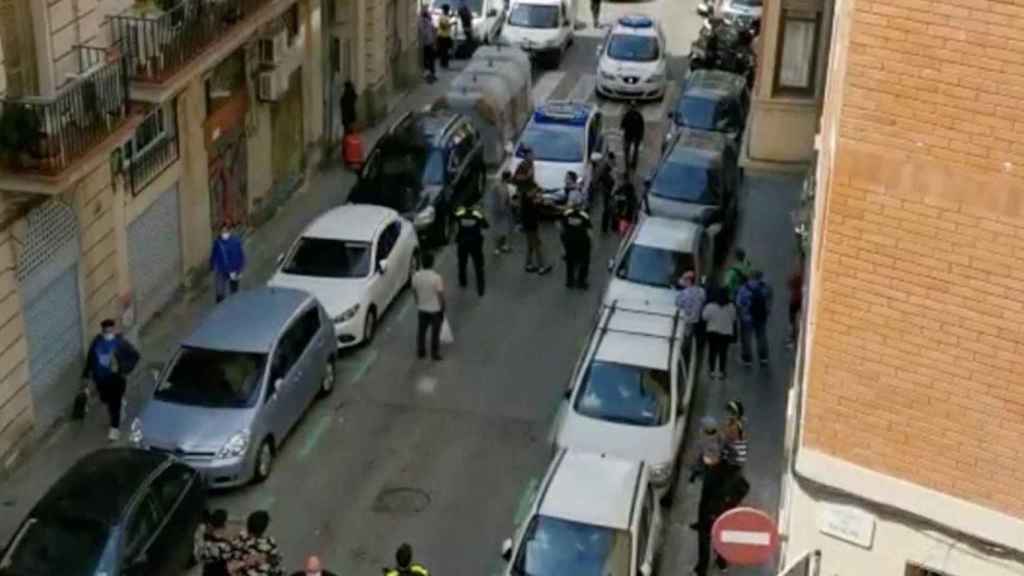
[780,0,1024,573]
[0,0,415,468]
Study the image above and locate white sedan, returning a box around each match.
[268,205,419,348]
[595,15,668,100]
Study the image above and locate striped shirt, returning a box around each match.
[723,419,748,467]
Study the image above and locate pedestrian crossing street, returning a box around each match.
[531,70,678,124]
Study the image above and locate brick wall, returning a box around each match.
[806,0,1024,517]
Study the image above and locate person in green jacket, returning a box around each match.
[724,248,753,297]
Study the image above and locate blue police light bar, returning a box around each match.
[534,102,592,126]
[618,15,654,28]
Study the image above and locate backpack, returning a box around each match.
[749,284,768,323]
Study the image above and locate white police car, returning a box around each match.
[595,15,667,100]
[505,102,605,205]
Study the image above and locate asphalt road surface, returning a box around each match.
[204,1,709,574]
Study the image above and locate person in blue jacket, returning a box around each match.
[210,222,245,303]
[82,319,140,441]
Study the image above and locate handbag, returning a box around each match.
[440,317,454,345]
[72,388,89,420]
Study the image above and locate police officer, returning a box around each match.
[385,543,430,576]
[560,199,592,290]
[454,201,489,296]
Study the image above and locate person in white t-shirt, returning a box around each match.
[702,288,737,380]
[411,251,446,360]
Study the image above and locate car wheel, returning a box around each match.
[363,308,378,343]
[253,439,274,483]
[319,357,336,397]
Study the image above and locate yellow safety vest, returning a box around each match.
[385,565,430,576]
[438,15,453,38]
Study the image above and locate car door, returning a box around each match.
[147,464,203,573]
[120,490,166,576]
[278,311,320,429]
[672,355,687,455]
[265,327,302,439]
[373,222,401,305]
[633,483,658,575]
[352,147,382,204]
[294,305,327,408]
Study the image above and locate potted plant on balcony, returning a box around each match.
[0,104,42,170]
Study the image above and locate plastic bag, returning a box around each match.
[440,317,455,345]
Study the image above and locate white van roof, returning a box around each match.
[539,450,643,530]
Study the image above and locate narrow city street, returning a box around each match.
[0,0,801,574]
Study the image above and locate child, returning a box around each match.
[723,400,747,469]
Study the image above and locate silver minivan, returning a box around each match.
[130,287,336,488]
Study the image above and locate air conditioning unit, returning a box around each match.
[257,70,284,102]
[258,30,288,65]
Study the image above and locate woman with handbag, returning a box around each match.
[701,288,737,381]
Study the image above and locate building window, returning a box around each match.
[906,565,955,576]
[774,10,820,97]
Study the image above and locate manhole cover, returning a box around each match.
[373,487,431,515]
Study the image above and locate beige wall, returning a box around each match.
[0,227,30,466]
[177,77,214,281]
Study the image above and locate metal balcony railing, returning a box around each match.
[127,113,180,196]
[111,0,276,83]
[0,46,130,176]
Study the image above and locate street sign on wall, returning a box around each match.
[712,507,781,566]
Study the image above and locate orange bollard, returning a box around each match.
[342,132,365,171]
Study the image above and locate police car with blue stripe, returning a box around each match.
[505,101,606,213]
[596,15,668,100]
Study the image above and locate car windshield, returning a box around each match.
[574,360,671,426]
[155,347,267,408]
[421,148,445,186]
[512,515,631,576]
[0,516,110,576]
[617,244,695,288]
[607,34,660,62]
[282,237,372,278]
[433,0,483,12]
[651,160,717,203]
[508,3,559,28]
[517,124,584,163]
[676,94,721,129]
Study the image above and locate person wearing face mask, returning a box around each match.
[82,319,140,441]
[210,221,246,303]
[289,555,338,576]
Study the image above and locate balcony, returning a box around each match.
[111,0,281,93]
[124,107,181,196]
[0,46,138,190]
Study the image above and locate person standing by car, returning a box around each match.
[454,201,489,296]
[693,444,748,576]
[702,288,737,380]
[786,260,804,348]
[457,0,476,53]
[419,8,438,82]
[676,270,706,360]
[82,319,140,441]
[722,400,748,470]
[488,170,515,254]
[437,4,454,69]
[412,252,446,361]
[610,175,639,235]
[590,0,602,28]
[724,247,753,298]
[736,270,772,366]
[521,184,552,276]
[210,221,245,303]
[228,511,284,576]
[621,101,645,173]
[560,198,592,290]
[340,80,358,135]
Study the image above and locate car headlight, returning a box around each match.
[599,70,616,79]
[129,418,143,445]
[415,205,436,227]
[334,303,361,323]
[647,73,664,84]
[217,430,250,459]
[650,461,674,484]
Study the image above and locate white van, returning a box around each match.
[499,0,576,66]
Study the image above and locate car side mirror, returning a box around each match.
[640,562,653,576]
[595,46,602,57]
[697,4,711,17]
[706,223,723,237]
[488,8,498,16]
[590,151,603,163]
[504,141,515,154]
[378,259,389,274]
[270,378,284,398]
[501,538,513,561]
[276,253,285,265]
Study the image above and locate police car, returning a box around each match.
[595,15,668,100]
[505,101,606,212]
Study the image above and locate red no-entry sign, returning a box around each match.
[711,507,780,566]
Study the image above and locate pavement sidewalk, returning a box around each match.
[0,65,464,543]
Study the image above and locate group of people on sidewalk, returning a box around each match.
[418,0,476,83]
[196,510,430,576]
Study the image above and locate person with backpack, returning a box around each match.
[723,248,753,298]
[81,319,140,441]
[736,270,773,366]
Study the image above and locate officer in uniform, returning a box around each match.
[560,199,592,290]
[385,543,430,576]
[454,201,489,296]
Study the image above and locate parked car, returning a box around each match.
[665,69,749,151]
[504,101,606,215]
[130,287,335,488]
[604,215,713,307]
[499,0,575,67]
[269,205,419,348]
[551,301,690,501]
[499,449,664,576]
[645,128,739,247]
[595,15,668,101]
[349,110,486,246]
[717,0,762,28]
[431,0,506,48]
[0,448,205,576]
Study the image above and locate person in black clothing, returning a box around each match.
[454,202,489,296]
[82,319,140,442]
[620,101,645,173]
[560,200,592,289]
[197,509,233,576]
[457,0,475,54]
[341,80,358,135]
[693,444,749,576]
[610,176,639,234]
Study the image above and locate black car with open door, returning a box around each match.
[349,110,487,247]
[0,448,206,576]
